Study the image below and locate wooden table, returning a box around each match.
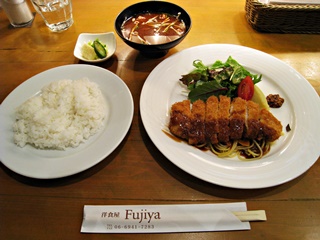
[1,1,319,239]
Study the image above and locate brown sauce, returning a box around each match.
[162,129,182,142]
[163,129,271,160]
[121,12,186,45]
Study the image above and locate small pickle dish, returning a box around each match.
[74,32,116,63]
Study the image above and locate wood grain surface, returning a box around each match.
[0,1,319,239]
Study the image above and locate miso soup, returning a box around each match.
[121,12,186,45]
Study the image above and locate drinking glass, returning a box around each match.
[31,0,73,32]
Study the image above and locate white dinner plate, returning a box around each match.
[0,65,134,179]
[140,44,320,189]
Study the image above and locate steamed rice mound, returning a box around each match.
[13,78,107,150]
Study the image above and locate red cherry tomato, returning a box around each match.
[237,76,254,100]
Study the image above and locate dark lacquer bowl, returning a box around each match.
[115,1,191,58]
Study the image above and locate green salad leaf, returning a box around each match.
[180,56,262,103]
[188,81,228,102]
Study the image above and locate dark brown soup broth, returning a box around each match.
[121,12,186,45]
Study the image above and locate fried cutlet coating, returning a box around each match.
[218,95,231,143]
[259,108,283,142]
[169,100,191,140]
[189,99,206,145]
[230,97,246,140]
[169,96,282,145]
[245,100,260,139]
[205,96,219,144]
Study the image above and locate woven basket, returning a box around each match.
[245,0,320,33]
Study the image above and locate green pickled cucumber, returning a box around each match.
[93,40,107,58]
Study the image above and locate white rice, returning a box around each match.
[13,78,107,150]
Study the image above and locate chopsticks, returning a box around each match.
[232,210,267,222]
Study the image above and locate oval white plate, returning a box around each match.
[0,65,133,179]
[74,32,116,62]
[140,44,320,189]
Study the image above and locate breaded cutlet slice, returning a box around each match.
[259,108,283,142]
[169,100,192,140]
[229,97,246,140]
[244,100,260,140]
[205,95,219,144]
[217,95,231,143]
[189,99,206,145]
